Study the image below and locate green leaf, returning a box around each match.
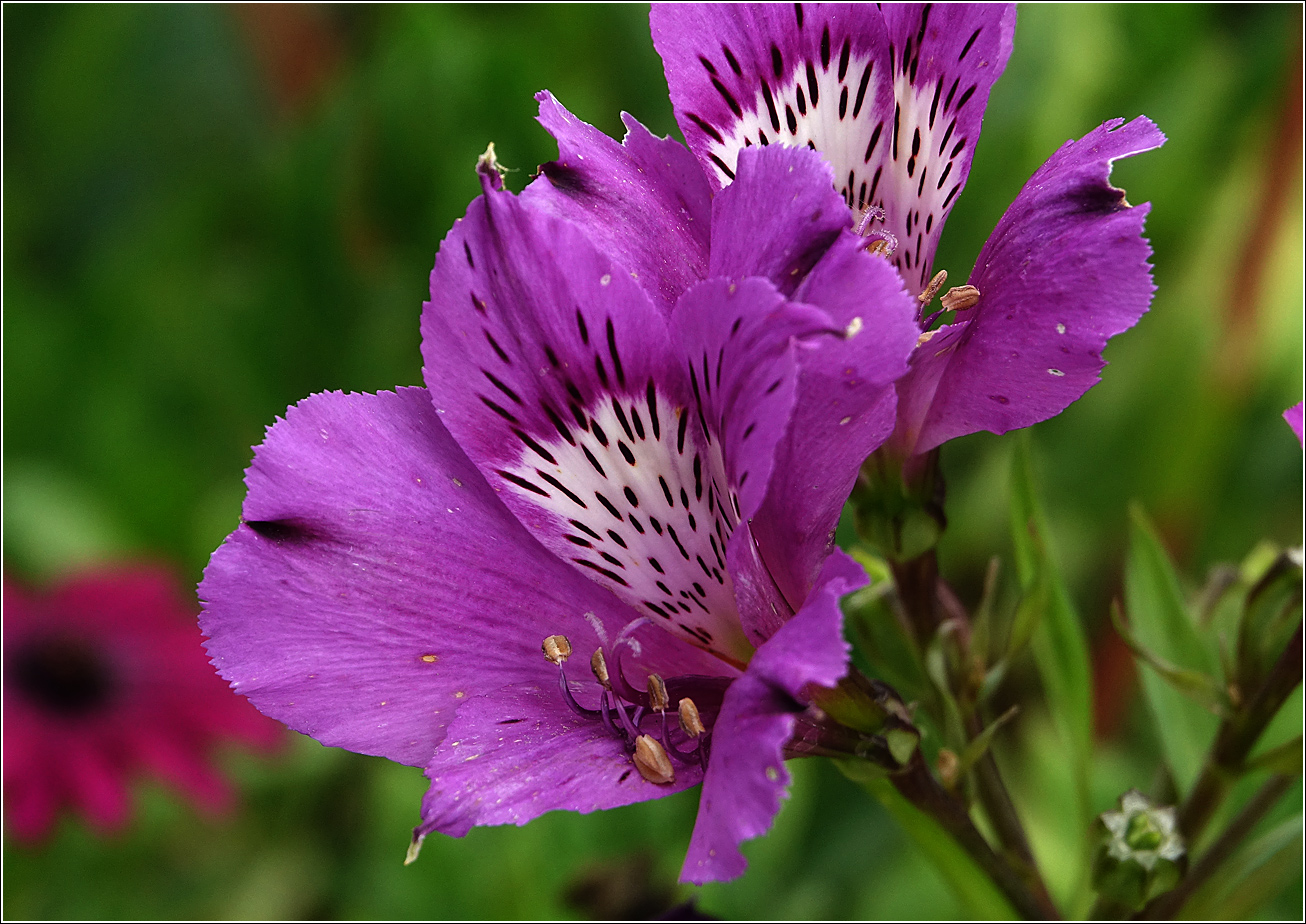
[1124,505,1222,795]
[1009,435,1093,823]
[849,771,1017,919]
[1109,602,1231,716]
[1183,813,1303,920]
[953,706,1021,785]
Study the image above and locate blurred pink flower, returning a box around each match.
[3,564,282,841]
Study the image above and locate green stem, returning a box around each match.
[964,712,1058,914]
[1176,621,1302,844]
[891,753,1062,920]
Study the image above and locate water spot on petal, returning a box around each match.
[1048,368,1065,377]
[600,274,611,286]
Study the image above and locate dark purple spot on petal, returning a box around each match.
[853,62,872,118]
[960,27,982,62]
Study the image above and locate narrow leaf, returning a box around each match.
[1109,602,1231,716]
[1009,435,1093,823]
[1124,504,1221,795]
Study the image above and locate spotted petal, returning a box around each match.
[522,92,713,315]
[682,549,863,884]
[896,117,1166,454]
[652,2,1015,294]
[755,232,918,610]
[200,388,642,767]
[425,175,811,664]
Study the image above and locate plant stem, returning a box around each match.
[891,753,1062,920]
[890,549,942,647]
[1176,622,1302,844]
[1136,773,1294,920]
[965,712,1058,913]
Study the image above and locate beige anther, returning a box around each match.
[632,734,676,784]
[865,238,893,256]
[541,635,572,665]
[678,698,706,738]
[918,269,948,305]
[647,673,669,712]
[590,649,611,688]
[940,285,980,312]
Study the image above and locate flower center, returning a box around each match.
[542,631,729,785]
[9,635,115,716]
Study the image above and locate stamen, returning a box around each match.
[940,285,980,312]
[918,269,948,306]
[632,734,676,784]
[646,674,669,712]
[678,697,706,738]
[647,673,670,746]
[590,649,611,689]
[542,635,572,665]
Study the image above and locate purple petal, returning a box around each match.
[670,276,834,523]
[424,178,761,663]
[652,3,1015,294]
[897,116,1166,454]
[707,144,849,295]
[522,93,713,313]
[752,234,918,611]
[200,388,637,767]
[651,3,892,195]
[670,276,842,646]
[413,681,702,843]
[681,549,864,884]
[1285,403,1304,446]
[873,3,1016,293]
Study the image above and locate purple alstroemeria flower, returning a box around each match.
[651,2,1166,457]
[200,137,918,883]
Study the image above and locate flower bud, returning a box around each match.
[1092,790,1184,909]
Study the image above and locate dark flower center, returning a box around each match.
[9,635,115,716]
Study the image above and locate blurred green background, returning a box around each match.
[3,3,1301,919]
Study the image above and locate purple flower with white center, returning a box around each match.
[651,2,1166,457]
[200,136,919,883]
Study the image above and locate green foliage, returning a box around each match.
[1009,436,1094,827]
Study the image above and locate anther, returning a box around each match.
[940,285,980,312]
[542,635,572,665]
[918,269,948,305]
[678,698,706,738]
[864,233,896,257]
[590,649,611,689]
[647,674,669,712]
[632,734,676,785]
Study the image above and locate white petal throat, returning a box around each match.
[497,388,751,664]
